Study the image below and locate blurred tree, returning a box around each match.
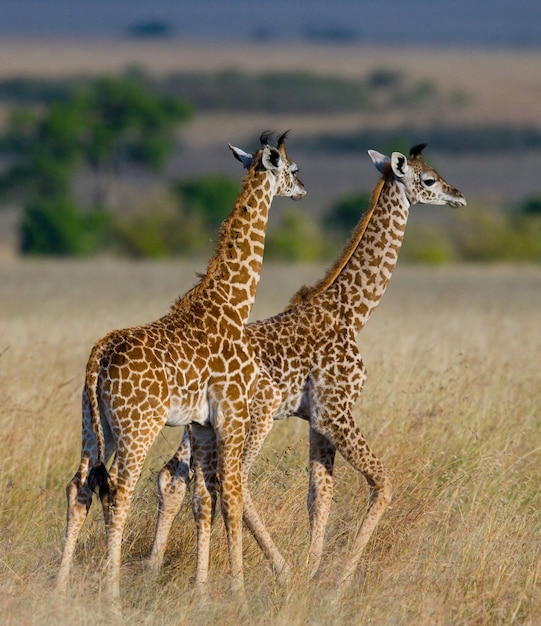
[450,204,541,262]
[173,175,239,232]
[323,191,371,234]
[20,197,111,256]
[113,191,202,258]
[519,195,541,216]
[0,107,78,200]
[0,75,192,255]
[367,68,403,90]
[265,209,325,261]
[70,76,192,207]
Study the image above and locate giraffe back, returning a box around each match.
[285,176,386,310]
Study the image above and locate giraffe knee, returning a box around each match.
[157,464,172,498]
[66,475,92,510]
[371,469,392,506]
[158,460,191,498]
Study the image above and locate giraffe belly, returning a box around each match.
[166,391,210,427]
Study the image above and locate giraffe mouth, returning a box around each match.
[448,195,467,209]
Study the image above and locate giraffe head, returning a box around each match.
[368,143,466,208]
[229,131,307,201]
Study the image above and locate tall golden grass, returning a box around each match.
[0,259,539,625]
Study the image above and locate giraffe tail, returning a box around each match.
[85,338,111,494]
[88,462,111,497]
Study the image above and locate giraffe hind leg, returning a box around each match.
[57,404,115,593]
[102,413,171,600]
[56,462,94,593]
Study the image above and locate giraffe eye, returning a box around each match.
[423,178,436,187]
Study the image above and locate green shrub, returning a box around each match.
[401,223,454,264]
[265,210,325,261]
[174,175,239,232]
[449,204,541,262]
[20,197,111,256]
[323,191,371,234]
[519,195,541,216]
[113,192,209,258]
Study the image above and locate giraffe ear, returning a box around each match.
[228,144,254,170]
[368,149,390,173]
[261,145,283,172]
[390,151,410,178]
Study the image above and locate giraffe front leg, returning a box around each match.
[215,408,249,596]
[307,425,336,579]
[191,423,218,591]
[148,426,193,572]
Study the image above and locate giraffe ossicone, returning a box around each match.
[56,131,306,601]
[150,143,466,588]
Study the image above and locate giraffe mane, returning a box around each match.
[284,174,388,311]
[171,154,264,313]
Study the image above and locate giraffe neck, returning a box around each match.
[330,175,410,332]
[291,173,410,334]
[173,170,275,324]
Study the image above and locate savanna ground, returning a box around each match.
[0,259,539,625]
[0,37,540,624]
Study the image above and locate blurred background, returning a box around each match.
[1,0,540,263]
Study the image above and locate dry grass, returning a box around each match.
[0,259,540,625]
